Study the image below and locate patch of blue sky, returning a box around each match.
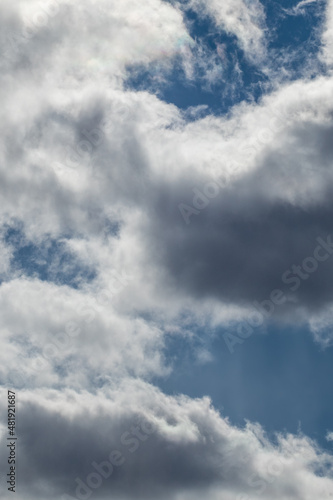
[126,0,327,117]
[262,0,325,46]
[261,0,327,78]
[156,322,333,451]
[5,227,97,289]
[125,8,270,116]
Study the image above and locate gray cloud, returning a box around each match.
[0,385,332,500]
[0,1,333,499]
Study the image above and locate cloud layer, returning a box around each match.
[1,384,333,500]
[0,0,333,499]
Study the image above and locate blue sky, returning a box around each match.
[126,0,327,113]
[5,227,97,287]
[1,0,333,499]
[158,323,333,451]
[140,1,332,457]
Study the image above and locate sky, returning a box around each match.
[0,0,333,499]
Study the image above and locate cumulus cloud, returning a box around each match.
[0,0,193,86]
[137,76,333,320]
[0,384,332,500]
[0,0,331,351]
[0,0,331,347]
[0,0,333,498]
[0,276,169,390]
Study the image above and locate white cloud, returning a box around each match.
[283,0,319,16]
[1,40,333,350]
[0,277,168,390]
[322,0,333,66]
[308,305,333,347]
[0,0,193,87]
[0,0,333,498]
[186,0,267,62]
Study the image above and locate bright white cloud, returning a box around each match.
[0,276,168,390]
[0,0,193,87]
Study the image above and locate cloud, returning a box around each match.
[0,0,193,87]
[282,0,319,16]
[186,0,267,62]
[0,384,332,500]
[1,5,333,346]
[99,75,333,339]
[0,1,333,498]
[0,274,169,391]
[322,0,333,66]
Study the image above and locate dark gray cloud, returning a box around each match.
[0,386,331,500]
[140,115,333,319]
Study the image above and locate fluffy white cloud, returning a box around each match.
[1,34,333,345]
[0,276,168,390]
[0,0,193,87]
